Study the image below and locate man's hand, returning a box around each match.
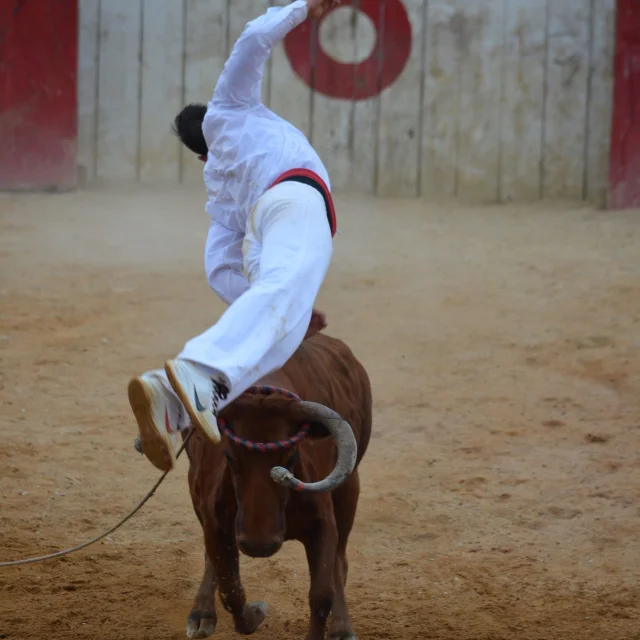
[304,308,328,340]
[307,0,340,20]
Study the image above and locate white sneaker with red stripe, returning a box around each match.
[127,373,183,472]
[164,359,229,445]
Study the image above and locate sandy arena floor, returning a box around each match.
[0,186,639,640]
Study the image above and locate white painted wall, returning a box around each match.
[77,0,616,205]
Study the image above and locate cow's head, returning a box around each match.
[218,392,357,558]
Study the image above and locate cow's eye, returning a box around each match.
[224,449,235,467]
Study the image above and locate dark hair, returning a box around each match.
[172,103,208,156]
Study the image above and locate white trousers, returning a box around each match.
[147,180,333,421]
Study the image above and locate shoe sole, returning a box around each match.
[127,377,176,473]
[165,360,221,445]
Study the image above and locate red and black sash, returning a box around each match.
[269,168,337,237]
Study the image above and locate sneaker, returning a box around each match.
[164,359,229,445]
[127,374,181,472]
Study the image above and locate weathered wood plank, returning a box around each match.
[350,0,379,193]
[500,0,547,202]
[421,0,459,198]
[182,0,228,185]
[377,0,424,197]
[455,0,504,202]
[585,0,616,207]
[542,0,590,199]
[77,0,100,184]
[139,0,183,183]
[311,5,358,190]
[96,0,142,181]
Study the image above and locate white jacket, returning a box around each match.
[202,0,331,305]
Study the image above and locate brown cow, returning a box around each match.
[182,333,372,640]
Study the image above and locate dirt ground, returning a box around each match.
[1,186,639,640]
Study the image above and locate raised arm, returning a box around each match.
[212,0,309,107]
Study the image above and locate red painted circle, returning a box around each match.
[283,0,412,101]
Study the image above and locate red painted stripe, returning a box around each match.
[0,0,78,189]
[609,0,640,208]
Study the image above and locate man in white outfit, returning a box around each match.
[128,0,340,473]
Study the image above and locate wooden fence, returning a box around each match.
[77,0,616,204]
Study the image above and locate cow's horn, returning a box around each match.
[269,402,357,493]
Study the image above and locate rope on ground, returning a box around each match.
[0,431,192,568]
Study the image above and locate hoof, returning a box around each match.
[134,437,143,454]
[186,612,217,639]
[248,601,268,617]
[330,634,358,640]
[236,601,268,635]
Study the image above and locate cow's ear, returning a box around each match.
[305,420,332,441]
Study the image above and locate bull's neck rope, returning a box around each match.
[218,385,310,451]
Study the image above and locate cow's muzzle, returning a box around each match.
[237,538,283,558]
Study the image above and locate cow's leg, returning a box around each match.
[187,551,218,639]
[203,521,267,635]
[303,518,338,640]
[329,474,359,640]
[185,493,219,638]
